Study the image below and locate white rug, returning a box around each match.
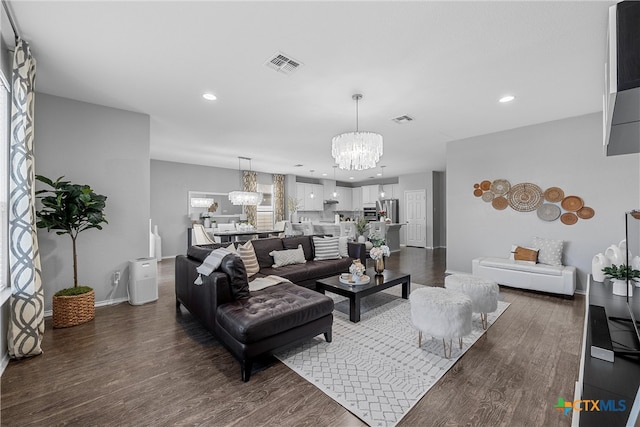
[275,284,510,427]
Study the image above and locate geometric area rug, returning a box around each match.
[275,284,510,427]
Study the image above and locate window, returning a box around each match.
[0,72,10,303]
[256,183,274,230]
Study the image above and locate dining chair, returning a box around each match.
[192,224,216,245]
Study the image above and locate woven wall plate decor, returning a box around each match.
[474,183,480,189]
[481,191,494,202]
[473,188,483,197]
[507,183,544,212]
[537,203,561,222]
[543,187,564,203]
[561,212,579,225]
[480,180,491,191]
[577,206,595,219]
[492,196,508,210]
[561,195,584,212]
[490,179,510,196]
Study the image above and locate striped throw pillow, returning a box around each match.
[313,236,341,261]
[237,240,260,277]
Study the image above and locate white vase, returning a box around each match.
[592,253,610,282]
[291,212,299,223]
[358,235,366,243]
[612,278,633,297]
[605,244,624,266]
[203,218,211,228]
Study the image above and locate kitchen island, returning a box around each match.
[295,222,404,252]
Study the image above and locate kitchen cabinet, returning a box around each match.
[382,184,400,199]
[335,186,352,211]
[362,185,381,206]
[352,187,362,211]
[296,182,323,211]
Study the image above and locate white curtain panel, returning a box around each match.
[8,39,44,358]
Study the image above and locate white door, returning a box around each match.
[405,189,427,248]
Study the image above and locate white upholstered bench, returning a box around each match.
[472,257,576,296]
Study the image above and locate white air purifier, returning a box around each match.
[129,257,158,305]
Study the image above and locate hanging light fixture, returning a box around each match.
[228,157,263,206]
[332,166,338,198]
[331,93,383,171]
[380,165,386,198]
[309,170,315,199]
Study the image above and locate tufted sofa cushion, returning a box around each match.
[215,282,334,344]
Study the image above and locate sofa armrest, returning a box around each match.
[175,255,234,333]
[348,242,367,265]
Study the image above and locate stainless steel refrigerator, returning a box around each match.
[376,199,399,223]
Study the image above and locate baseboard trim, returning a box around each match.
[444,269,468,276]
[43,297,129,318]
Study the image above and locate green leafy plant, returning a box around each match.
[35,175,108,289]
[355,216,368,236]
[368,231,386,247]
[602,264,640,282]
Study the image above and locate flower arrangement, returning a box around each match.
[370,245,390,261]
[368,231,385,248]
[287,195,301,212]
[602,264,640,281]
[379,210,386,217]
[349,259,366,277]
[208,202,218,213]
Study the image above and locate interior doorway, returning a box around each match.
[405,189,426,248]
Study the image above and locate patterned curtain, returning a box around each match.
[243,170,257,226]
[8,40,44,359]
[273,174,285,222]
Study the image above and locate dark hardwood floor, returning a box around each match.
[1,247,582,426]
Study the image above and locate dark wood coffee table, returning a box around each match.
[316,269,411,323]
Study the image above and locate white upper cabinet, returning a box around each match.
[336,186,352,211]
[352,187,362,211]
[296,182,323,211]
[362,185,380,206]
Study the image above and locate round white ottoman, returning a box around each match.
[410,287,472,358]
[445,273,499,330]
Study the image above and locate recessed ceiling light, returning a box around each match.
[322,173,327,176]
[376,173,382,176]
[349,177,354,180]
[202,93,217,101]
[499,95,515,103]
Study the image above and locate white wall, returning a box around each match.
[35,93,151,311]
[447,112,640,292]
[150,160,279,257]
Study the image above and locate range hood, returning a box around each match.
[604,1,640,156]
[324,199,339,205]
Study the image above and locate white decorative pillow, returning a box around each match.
[313,236,341,260]
[270,244,307,268]
[338,236,349,258]
[509,245,539,264]
[237,240,260,277]
[532,237,563,266]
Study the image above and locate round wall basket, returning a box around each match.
[507,183,544,212]
[537,203,561,222]
[492,196,508,210]
[561,212,578,225]
[490,179,511,196]
[577,206,595,219]
[561,196,584,212]
[544,187,564,203]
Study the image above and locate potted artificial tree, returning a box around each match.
[35,175,108,328]
[602,264,640,296]
[355,216,369,243]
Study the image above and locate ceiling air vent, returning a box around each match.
[392,115,414,124]
[265,52,303,75]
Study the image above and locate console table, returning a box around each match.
[576,275,640,426]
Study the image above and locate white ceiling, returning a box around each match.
[8,1,613,182]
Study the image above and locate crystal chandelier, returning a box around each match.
[331,94,383,171]
[228,157,263,206]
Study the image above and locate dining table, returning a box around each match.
[212,229,281,243]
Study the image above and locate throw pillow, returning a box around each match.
[532,237,564,266]
[219,253,250,299]
[312,236,341,260]
[509,245,539,264]
[269,244,307,268]
[338,236,349,258]
[237,240,260,277]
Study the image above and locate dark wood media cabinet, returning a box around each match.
[576,276,640,426]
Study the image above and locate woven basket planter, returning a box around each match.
[52,289,95,328]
